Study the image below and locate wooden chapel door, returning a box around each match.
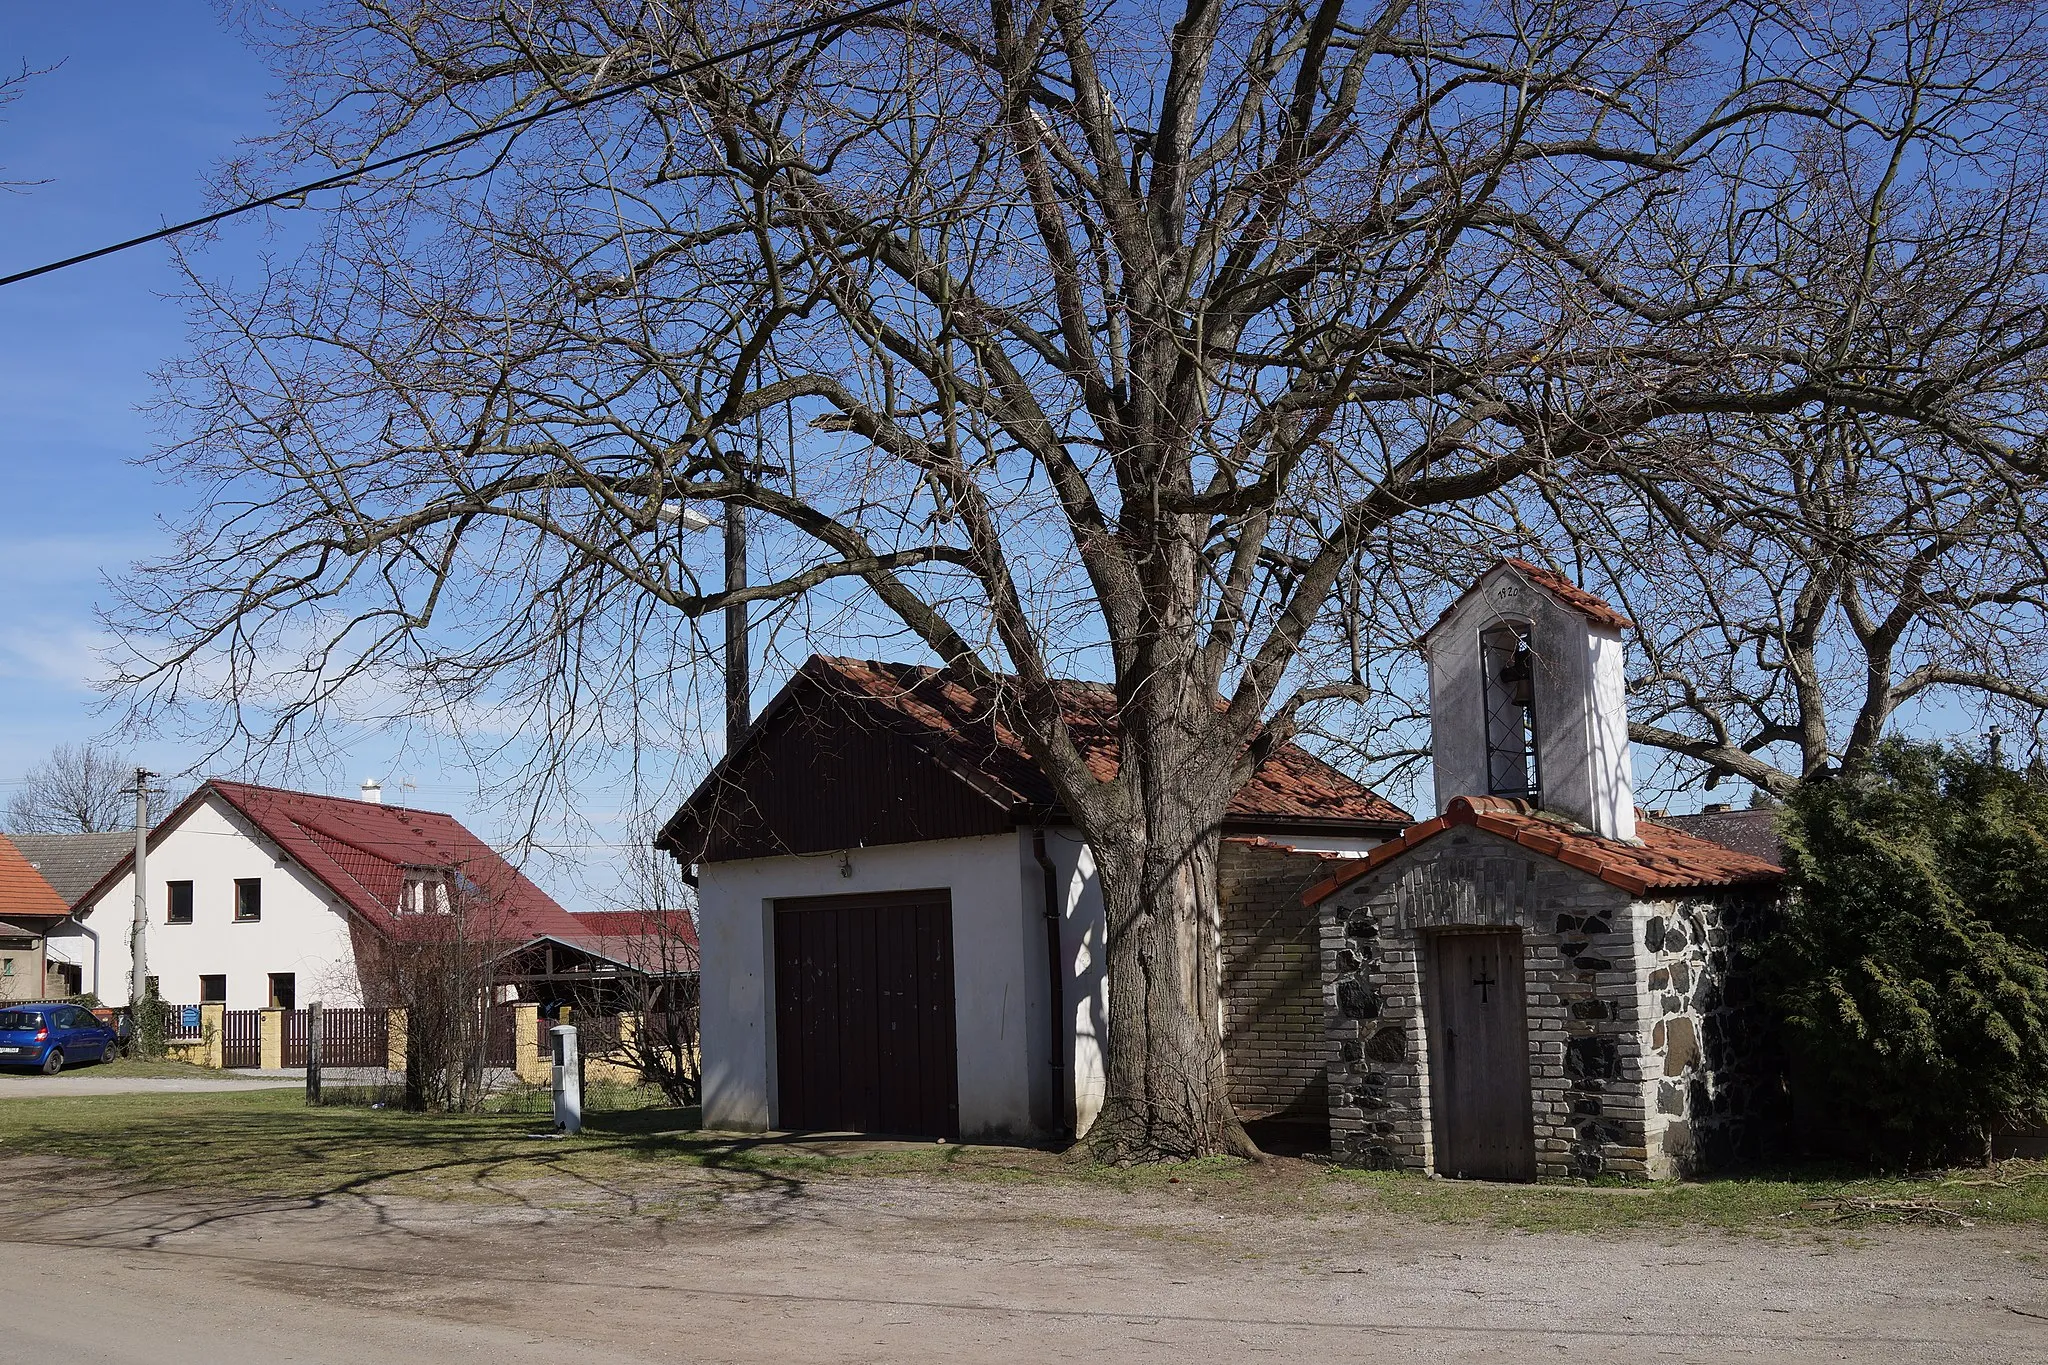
[1425,930,1536,1180]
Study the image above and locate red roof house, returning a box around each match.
[64,780,599,1009]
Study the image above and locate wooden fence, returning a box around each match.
[284,1007,391,1068]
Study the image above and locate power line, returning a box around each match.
[0,0,912,290]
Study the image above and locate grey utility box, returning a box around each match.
[550,1023,582,1134]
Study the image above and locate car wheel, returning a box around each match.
[102,1038,120,1063]
[41,1048,65,1076]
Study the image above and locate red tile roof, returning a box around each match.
[568,909,699,949]
[1301,795,1783,904]
[75,781,588,945]
[562,910,701,973]
[800,656,1411,828]
[0,834,70,923]
[1431,559,1634,634]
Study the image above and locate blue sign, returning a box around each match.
[181,1005,200,1030]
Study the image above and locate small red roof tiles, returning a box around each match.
[0,834,70,923]
[569,909,699,949]
[1430,558,1634,635]
[801,656,1412,828]
[1300,795,1783,904]
[75,781,588,945]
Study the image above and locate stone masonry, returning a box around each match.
[1320,826,1778,1179]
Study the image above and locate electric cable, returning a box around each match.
[0,0,911,289]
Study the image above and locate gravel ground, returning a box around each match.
[2,1156,2043,1363]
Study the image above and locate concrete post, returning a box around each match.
[386,1008,407,1071]
[258,1008,284,1070]
[200,1003,225,1069]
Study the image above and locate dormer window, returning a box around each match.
[398,871,453,914]
[1480,621,1540,801]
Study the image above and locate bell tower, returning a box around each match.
[1423,560,1637,840]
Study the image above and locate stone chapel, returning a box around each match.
[1305,560,1785,1180]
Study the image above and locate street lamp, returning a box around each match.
[660,499,749,751]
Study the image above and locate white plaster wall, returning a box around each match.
[1035,827,1109,1137]
[76,794,364,1008]
[1583,627,1638,841]
[1425,565,1634,839]
[697,832,1062,1141]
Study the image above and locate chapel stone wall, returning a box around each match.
[1637,889,1784,1176]
[1321,827,1655,1178]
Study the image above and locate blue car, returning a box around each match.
[0,1003,121,1074]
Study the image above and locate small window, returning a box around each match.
[1,958,12,978]
[1479,621,1540,801]
[198,974,227,1005]
[234,878,262,922]
[143,975,160,1001]
[167,880,194,924]
[268,972,296,1010]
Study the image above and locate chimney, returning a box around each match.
[360,779,383,804]
[1423,561,1638,841]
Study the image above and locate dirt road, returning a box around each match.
[3,1158,2042,1363]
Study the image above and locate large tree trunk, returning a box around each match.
[1082,730,1260,1163]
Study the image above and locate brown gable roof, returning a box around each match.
[816,657,1410,826]
[1650,808,1784,865]
[1301,795,1782,904]
[74,781,588,944]
[0,834,70,922]
[6,831,134,908]
[1430,558,1634,635]
[662,656,1409,861]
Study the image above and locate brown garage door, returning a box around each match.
[774,889,958,1139]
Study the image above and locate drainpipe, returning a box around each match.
[1031,829,1067,1094]
[76,916,100,998]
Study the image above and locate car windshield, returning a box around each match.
[0,1010,44,1031]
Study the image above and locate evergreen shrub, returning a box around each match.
[1771,741,2048,1165]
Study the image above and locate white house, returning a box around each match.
[657,655,1410,1144]
[62,780,594,1010]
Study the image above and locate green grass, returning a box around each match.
[0,1088,2040,1234]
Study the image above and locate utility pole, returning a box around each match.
[724,497,749,749]
[129,768,154,1004]
[661,496,753,753]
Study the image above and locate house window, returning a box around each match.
[1479,621,1541,801]
[2,958,13,979]
[167,880,194,924]
[198,974,227,1005]
[234,878,262,922]
[143,975,160,1000]
[268,973,296,1010]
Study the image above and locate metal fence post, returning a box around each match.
[306,1000,323,1105]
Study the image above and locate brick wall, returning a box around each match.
[1219,839,1344,1129]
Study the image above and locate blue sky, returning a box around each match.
[0,6,672,903]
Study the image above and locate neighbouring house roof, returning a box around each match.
[1650,808,1785,865]
[1428,557,1634,636]
[5,831,134,908]
[1301,795,1784,904]
[0,917,42,939]
[660,655,1411,864]
[0,834,71,923]
[568,909,700,949]
[72,780,590,944]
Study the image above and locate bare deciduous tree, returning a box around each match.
[5,744,133,834]
[119,0,2048,1158]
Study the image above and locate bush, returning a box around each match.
[1770,742,2048,1165]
